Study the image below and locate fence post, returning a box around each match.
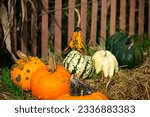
[120,0,126,32]
[81,0,87,43]
[100,0,107,41]
[110,0,116,35]
[90,0,98,46]
[129,0,135,36]
[41,0,48,58]
[138,0,144,40]
[68,0,75,43]
[55,0,62,51]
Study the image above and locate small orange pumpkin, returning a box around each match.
[57,77,109,100]
[11,51,45,90]
[30,52,71,100]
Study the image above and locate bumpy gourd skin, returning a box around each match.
[68,29,86,53]
[92,50,119,77]
[11,56,45,90]
[62,27,86,57]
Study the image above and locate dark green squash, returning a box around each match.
[112,43,143,68]
[106,32,130,51]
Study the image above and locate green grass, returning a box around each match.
[134,34,150,54]
[0,68,33,100]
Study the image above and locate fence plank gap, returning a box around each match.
[100,0,107,41]
[31,0,37,56]
[81,0,87,43]
[55,0,62,51]
[41,0,48,58]
[120,0,126,31]
[129,0,135,35]
[90,0,98,46]
[68,0,75,43]
[110,0,116,35]
[138,0,144,40]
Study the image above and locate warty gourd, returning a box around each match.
[92,50,119,77]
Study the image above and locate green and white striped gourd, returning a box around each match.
[63,50,94,79]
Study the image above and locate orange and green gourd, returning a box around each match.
[11,51,45,91]
[62,9,86,57]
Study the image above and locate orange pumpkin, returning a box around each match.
[30,52,71,100]
[57,91,109,100]
[11,51,45,90]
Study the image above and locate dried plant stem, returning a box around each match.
[75,8,81,27]
[0,4,11,51]
[16,50,28,60]
[48,52,56,72]
[0,3,17,62]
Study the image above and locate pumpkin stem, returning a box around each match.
[128,42,134,49]
[75,8,81,27]
[104,50,107,56]
[48,51,56,72]
[16,50,28,60]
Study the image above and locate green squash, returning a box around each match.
[63,50,95,79]
[112,43,143,68]
[106,32,130,51]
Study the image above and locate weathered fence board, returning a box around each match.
[55,0,62,51]
[138,0,144,38]
[90,0,98,46]
[41,0,48,58]
[68,0,75,42]
[129,0,135,35]
[110,0,116,35]
[100,0,107,41]
[120,0,126,31]
[81,0,87,43]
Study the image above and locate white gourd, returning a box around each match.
[92,50,119,77]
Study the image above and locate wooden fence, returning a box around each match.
[11,0,150,58]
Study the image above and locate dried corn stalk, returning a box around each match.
[0,4,11,51]
[0,3,17,62]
